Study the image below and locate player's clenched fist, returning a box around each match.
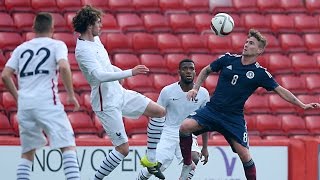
[132,65,149,75]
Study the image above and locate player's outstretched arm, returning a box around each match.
[1,67,18,101]
[59,59,80,111]
[274,85,320,110]
[187,65,212,101]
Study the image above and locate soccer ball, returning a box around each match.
[210,13,234,37]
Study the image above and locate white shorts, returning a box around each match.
[96,90,150,146]
[156,131,200,170]
[18,106,75,153]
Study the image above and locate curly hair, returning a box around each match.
[72,5,102,33]
[248,29,267,49]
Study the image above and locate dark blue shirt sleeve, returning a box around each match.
[258,68,279,91]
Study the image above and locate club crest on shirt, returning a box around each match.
[246,71,254,79]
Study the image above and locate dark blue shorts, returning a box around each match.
[189,106,249,152]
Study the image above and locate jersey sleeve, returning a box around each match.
[75,48,102,75]
[55,41,68,63]
[258,68,279,91]
[199,87,210,108]
[157,87,169,108]
[5,47,19,72]
[210,53,230,72]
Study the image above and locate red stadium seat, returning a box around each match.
[169,13,196,34]
[132,0,160,12]
[157,33,183,54]
[304,74,320,93]
[229,14,244,32]
[140,54,168,73]
[233,0,258,13]
[256,114,284,136]
[100,33,133,55]
[279,34,306,53]
[58,92,82,112]
[0,13,16,32]
[305,116,320,135]
[124,116,148,136]
[68,53,79,71]
[113,53,140,70]
[143,92,159,102]
[293,14,319,33]
[2,92,17,113]
[303,34,320,52]
[242,13,271,32]
[80,92,92,113]
[31,0,59,12]
[109,0,134,12]
[142,13,171,33]
[268,94,296,114]
[257,0,283,13]
[81,0,109,11]
[182,0,209,12]
[12,13,35,32]
[131,33,158,54]
[51,13,68,32]
[281,114,308,136]
[281,0,305,13]
[190,54,216,74]
[181,34,208,54]
[56,0,82,12]
[290,53,318,74]
[305,0,320,14]
[0,32,23,52]
[92,114,104,136]
[270,14,295,33]
[116,13,145,32]
[193,13,212,33]
[53,33,76,52]
[267,53,292,75]
[4,0,32,12]
[204,75,219,93]
[101,14,119,32]
[206,34,232,54]
[244,115,259,135]
[276,75,306,94]
[153,74,177,92]
[165,54,189,72]
[297,95,320,116]
[159,0,185,12]
[0,51,6,70]
[0,113,15,136]
[124,75,154,93]
[64,12,76,31]
[230,33,247,53]
[262,34,281,53]
[130,134,148,140]
[72,71,90,93]
[0,0,5,11]
[67,112,97,135]
[244,94,270,114]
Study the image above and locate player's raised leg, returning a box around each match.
[140,101,166,179]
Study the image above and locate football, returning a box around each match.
[210,13,234,37]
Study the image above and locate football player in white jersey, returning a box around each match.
[1,13,81,180]
[136,59,210,180]
[72,6,166,180]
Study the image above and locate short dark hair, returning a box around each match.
[179,59,195,69]
[72,5,102,33]
[248,29,267,49]
[33,13,53,34]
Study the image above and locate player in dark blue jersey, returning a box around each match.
[178,29,320,180]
